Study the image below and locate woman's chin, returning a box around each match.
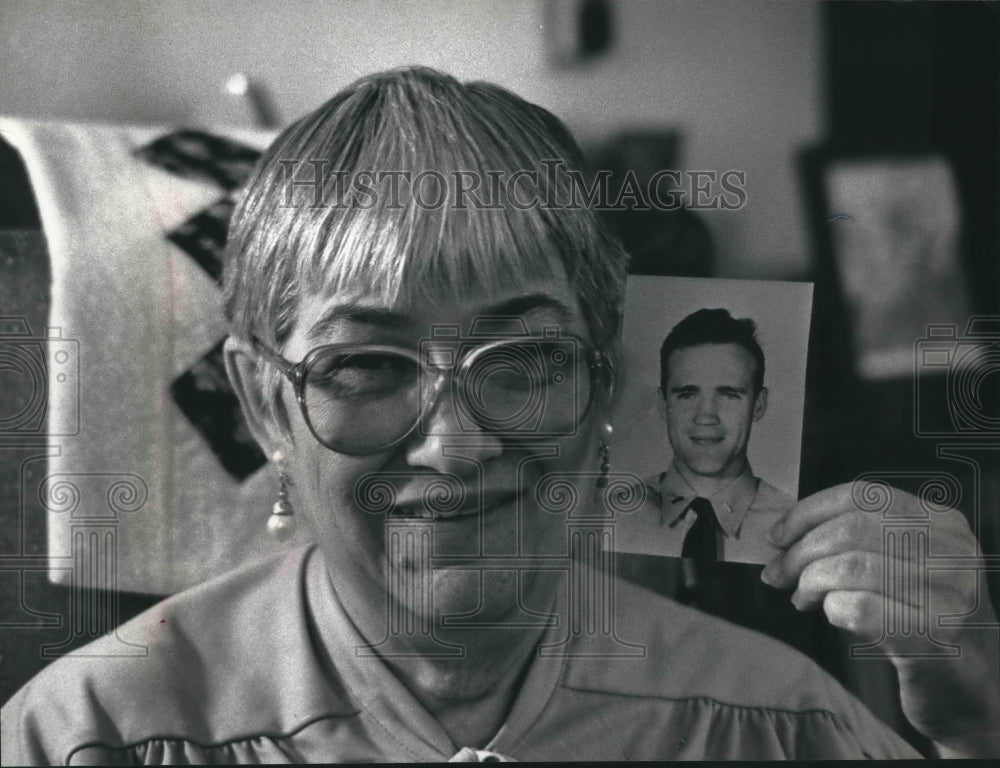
[383,565,533,628]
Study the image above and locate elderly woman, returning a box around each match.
[2,67,998,763]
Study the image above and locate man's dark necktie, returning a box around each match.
[681,497,719,560]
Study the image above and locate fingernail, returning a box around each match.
[768,521,784,544]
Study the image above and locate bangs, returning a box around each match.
[265,80,598,311]
[287,177,566,309]
[225,67,627,377]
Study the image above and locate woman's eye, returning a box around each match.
[487,368,542,391]
[470,348,561,392]
[309,354,417,397]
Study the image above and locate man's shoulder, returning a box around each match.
[753,477,797,512]
[732,477,795,559]
[1,545,353,764]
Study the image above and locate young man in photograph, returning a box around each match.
[617,308,792,564]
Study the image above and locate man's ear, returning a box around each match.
[752,386,768,422]
[223,336,285,460]
[657,388,667,421]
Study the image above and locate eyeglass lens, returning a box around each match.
[300,339,593,453]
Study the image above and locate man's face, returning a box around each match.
[660,342,767,481]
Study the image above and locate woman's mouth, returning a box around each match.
[389,491,519,521]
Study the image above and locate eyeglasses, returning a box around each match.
[252,333,607,455]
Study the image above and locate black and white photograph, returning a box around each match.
[1,0,998,763]
[612,276,812,565]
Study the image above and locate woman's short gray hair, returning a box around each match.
[223,66,629,422]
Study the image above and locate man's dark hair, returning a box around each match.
[659,308,765,393]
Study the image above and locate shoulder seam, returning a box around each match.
[561,688,909,758]
[560,685,847,721]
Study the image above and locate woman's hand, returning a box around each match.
[761,483,1000,757]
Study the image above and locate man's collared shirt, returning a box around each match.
[613,462,796,564]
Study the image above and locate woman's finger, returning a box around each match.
[762,508,882,589]
[767,483,857,549]
[790,550,891,611]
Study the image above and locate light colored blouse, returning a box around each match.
[1,545,920,763]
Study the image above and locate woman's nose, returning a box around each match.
[404,385,503,472]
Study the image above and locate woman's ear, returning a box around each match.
[601,354,622,413]
[223,336,285,459]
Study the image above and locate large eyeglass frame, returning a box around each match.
[250,333,608,456]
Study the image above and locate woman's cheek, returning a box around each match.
[289,451,371,531]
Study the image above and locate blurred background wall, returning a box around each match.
[0,0,821,279]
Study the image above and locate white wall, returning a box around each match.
[0,0,821,278]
